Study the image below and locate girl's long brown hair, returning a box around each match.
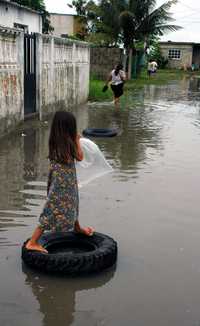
[48,111,78,163]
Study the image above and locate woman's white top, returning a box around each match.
[111,69,126,85]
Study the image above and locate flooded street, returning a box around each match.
[1,76,200,326]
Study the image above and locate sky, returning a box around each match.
[45,0,200,43]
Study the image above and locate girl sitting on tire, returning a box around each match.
[26,111,94,253]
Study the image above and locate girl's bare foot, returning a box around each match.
[79,227,95,236]
[25,240,48,253]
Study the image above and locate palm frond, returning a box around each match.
[135,0,181,38]
[155,24,182,35]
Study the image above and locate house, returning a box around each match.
[159,41,200,70]
[0,0,42,34]
[50,13,85,38]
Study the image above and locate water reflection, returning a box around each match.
[189,76,200,94]
[1,76,200,232]
[22,264,116,326]
[142,76,200,104]
[1,76,200,326]
[193,108,200,129]
[0,96,164,232]
[86,107,163,178]
[1,77,200,235]
[0,123,49,235]
[0,122,49,212]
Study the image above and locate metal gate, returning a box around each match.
[24,34,36,115]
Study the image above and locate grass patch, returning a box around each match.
[89,79,113,102]
[89,69,200,102]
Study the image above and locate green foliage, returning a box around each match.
[118,0,181,50]
[69,0,122,45]
[70,0,181,50]
[95,0,124,46]
[87,33,116,46]
[89,69,194,102]
[64,34,82,41]
[12,0,44,11]
[12,0,53,33]
[68,1,99,40]
[147,40,168,68]
[119,11,135,49]
[89,78,113,101]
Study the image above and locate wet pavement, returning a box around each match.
[1,76,200,326]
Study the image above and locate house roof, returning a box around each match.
[50,13,77,17]
[0,0,41,15]
[159,41,200,46]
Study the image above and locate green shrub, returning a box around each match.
[89,80,113,101]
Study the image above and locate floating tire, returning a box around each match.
[82,128,118,138]
[22,232,117,276]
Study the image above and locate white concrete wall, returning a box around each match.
[39,35,90,118]
[0,29,90,135]
[50,14,74,37]
[0,1,42,34]
[0,30,24,136]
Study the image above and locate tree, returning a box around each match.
[93,0,124,46]
[148,39,168,68]
[71,0,181,78]
[69,0,122,45]
[12,0,53,34]
[114,0,181,78]
[68,0,98,40]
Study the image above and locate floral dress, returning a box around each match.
[39,161,79,232]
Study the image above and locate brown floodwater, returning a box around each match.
[1,76,200,326]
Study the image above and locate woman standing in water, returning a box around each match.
[106,63,126,109]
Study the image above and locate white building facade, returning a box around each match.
[0,0,42,34]
[50,13,75,37]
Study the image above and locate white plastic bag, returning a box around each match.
[76,138,113,187]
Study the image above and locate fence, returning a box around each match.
[0,26,90,136]
[90,47,124,79]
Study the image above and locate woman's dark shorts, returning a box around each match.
[111,83,124,98]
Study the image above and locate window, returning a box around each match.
[168,49,181,59]
[14,23,28,33]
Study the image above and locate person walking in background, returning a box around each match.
[151,60,158,73]
[147,59,158,77]
[25,111,94,253]
[106,63,126,109]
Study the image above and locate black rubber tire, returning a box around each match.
[82,128,118,138]
[21,232,117,276]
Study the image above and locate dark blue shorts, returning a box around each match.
[111,83,124,98]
